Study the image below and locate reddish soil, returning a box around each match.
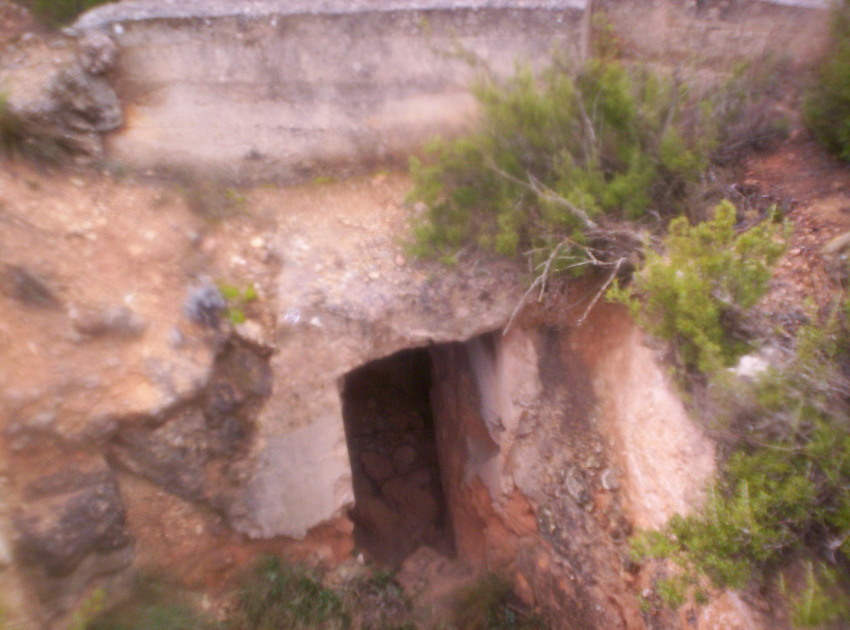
[744,137,850,331]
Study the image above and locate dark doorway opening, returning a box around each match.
[341,347,453,566]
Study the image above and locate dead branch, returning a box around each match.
[575,257,625,326]
[484,158,598,231]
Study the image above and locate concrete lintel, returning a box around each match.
[72,0,589,32]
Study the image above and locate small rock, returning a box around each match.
[250,236,265,249]
[584,454,602,470]
[2,265,61,309]
[730,353,771,380]
[78,31,118,75]
[27,412,56,432]
[168,326,185,348]
[72,305,146,339]
[368,271,380,280]
[235,319,273,349]
[184,280,225,327]
[283,308,301,325]
[565,472,590,506]
[601,468,619,491]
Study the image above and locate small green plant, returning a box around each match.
[804,0,850,161]
[70,588,105,630]
[17,0,113,26]
[451,574,547,630]
[0,90,85,163]
[218,282,258,325]
[341,570,415,630]
[230,556,348,630]
[609,201,786,375]
[88,602,217,630]
[85,576,218,630]
[0,93,21,157]
[179,179,248,222]
[781,562,850,628]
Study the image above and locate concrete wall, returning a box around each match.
[69,0,830,181]
[73,0,588,181]
[598,0,830,69]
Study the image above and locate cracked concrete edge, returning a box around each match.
[70,0,589,32]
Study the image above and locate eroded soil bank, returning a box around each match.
[0,151,722,629]
[4,131,849,628]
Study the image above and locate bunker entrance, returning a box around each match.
[342,347,453,566]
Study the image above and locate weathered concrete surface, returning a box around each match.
[73,0,588,25]
[71,0,588,181]
[238,417,353,539]
[598,0,830,69]
[62,0,830,179]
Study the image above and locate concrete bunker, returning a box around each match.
[340,330,512,567]
[341,346,453,566]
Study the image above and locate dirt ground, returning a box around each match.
[2,134,847,623]
[744,137,850,331]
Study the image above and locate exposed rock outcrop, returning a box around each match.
[109,339,271,507]
[0,28,121,158]
[11,455,132,624]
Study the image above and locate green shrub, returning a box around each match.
[0,92,70,163]
[179,179,248,222]
[804,0,850,160]
[16,0,113,26]
[85,576,219,630]
[218,281,258,325]
[631,305,850,624]
[341,570,415,630]
[230,556,348,630]
[0,93,21,157]
[783,562,850,628]
[408,55,715,267]
[451,574,547,630]
[70,589,105,630]
[608,201,786,374]
[88,602,217,630]
[707,59,791,165]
